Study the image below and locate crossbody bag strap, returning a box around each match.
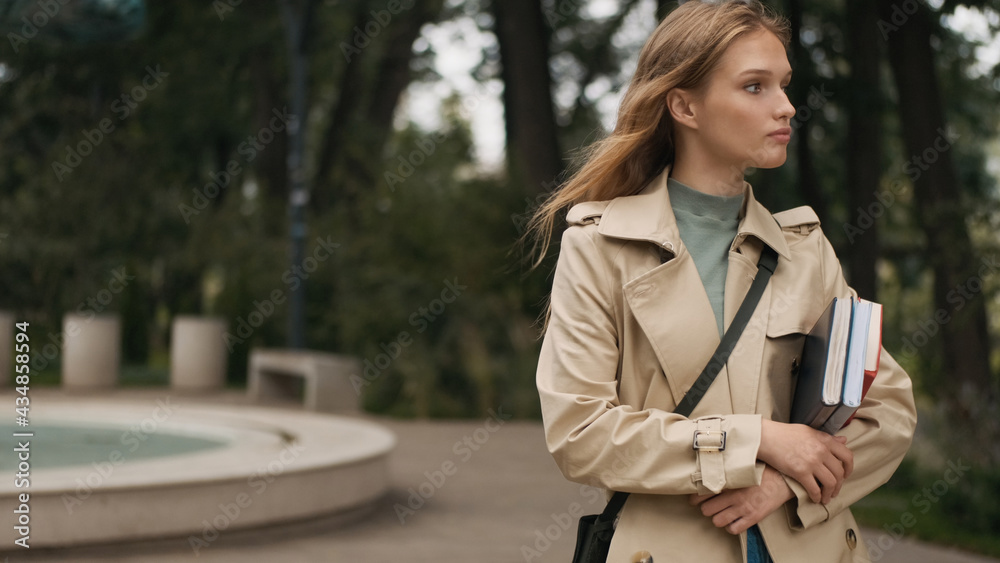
[673,245,778,417]
[597,245,779,523]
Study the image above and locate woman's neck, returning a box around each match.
[669,155,745,197]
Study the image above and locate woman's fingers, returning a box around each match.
[712,508,742,531]
[822,451,846,485]
[688,493,714,506]
[759,421,855,505]
[697,494,729,517]
[726,516,751,536]
[815,465,838,504]
[795,467,823,503]
[693,468,795,533]
[829,437,854,478]
[699,497,742,533]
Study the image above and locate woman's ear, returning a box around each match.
[667,88,698,131]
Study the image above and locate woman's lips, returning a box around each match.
[769,127,792,144]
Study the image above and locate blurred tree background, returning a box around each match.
[1,0,999,506]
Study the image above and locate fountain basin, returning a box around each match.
[0,396,395,549]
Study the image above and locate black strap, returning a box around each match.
[596,245,779,523]
[673,246,778,417]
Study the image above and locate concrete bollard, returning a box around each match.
[62,314,120,389]
[170,316,228,391]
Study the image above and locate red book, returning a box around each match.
[843,302,882,428]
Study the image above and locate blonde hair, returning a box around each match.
[520,0,790,271]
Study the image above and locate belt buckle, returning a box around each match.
[692,430,726,452]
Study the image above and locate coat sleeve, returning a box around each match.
[782,229,918,529]
[536,225,764,495]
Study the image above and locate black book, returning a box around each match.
[790,297,852,428]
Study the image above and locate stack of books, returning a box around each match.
[790,296,883,434]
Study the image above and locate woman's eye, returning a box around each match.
[745,83,762,94]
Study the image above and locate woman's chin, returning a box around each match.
[752,150,789,170]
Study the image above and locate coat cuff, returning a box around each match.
[782,474,831,529]
[692,414,762,493]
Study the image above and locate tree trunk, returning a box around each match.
[314,3,379,214]
[784,0,827,226]
[843,0,883,300]
[364,0,444,142]
[314,0,442,214]
[657,0,672,19]
[878,0,998,461]
[492,0,562,195]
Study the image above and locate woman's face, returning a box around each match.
[690,29,796,171]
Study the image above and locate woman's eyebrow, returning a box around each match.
[737,68,794,78]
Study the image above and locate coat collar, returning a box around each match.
[595,166,791,261]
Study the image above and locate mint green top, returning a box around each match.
[667,177,744,337]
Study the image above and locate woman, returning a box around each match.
[525,1,917,561]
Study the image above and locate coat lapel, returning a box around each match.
[599,166,791,414]
[624,249,722,409]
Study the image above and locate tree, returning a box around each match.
[843,0,885,300]
[491,0,562,195]
[878,0,998,462]
[313,0,445,218]
[784,0,829,226]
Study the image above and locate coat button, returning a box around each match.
[846,528,857,549]
[631,551,653,563]
[791,357,801,377]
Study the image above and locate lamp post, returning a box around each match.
[280,0,314,349]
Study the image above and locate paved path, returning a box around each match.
[3,389,997,562]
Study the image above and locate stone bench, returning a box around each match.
[247,348,360,412]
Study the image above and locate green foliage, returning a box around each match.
[854,457,1000,557]
[316,110,544,418]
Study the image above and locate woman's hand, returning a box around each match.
[758,419,853,505]
[689,465,794,535]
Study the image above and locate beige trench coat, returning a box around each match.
[536,166,917,562]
